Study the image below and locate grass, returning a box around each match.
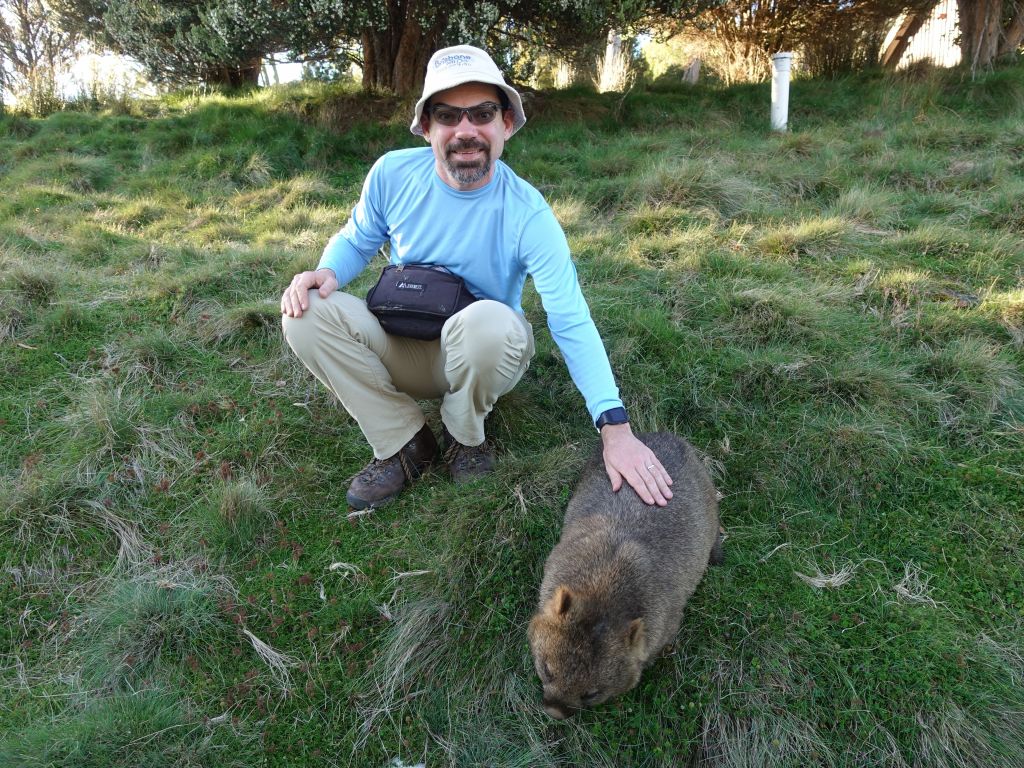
[1,66,1023,766]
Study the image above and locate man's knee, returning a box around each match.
[442,300,533,370]
[282,290,323,358]
[282,291,368,358]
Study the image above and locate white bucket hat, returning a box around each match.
[410,45,527,137]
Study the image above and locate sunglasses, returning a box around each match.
[429,102,502,127]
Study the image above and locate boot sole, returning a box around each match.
[346,489,401,510]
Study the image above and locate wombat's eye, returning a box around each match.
[581,689,602,705]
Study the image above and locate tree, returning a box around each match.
[957,0,1024,72]
[0,0,79,111]
[480,0,715,88]
[56,0,279,86]
[58,0,720,94]
[664,1,938,83]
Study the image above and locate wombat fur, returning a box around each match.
[527,431,722,719]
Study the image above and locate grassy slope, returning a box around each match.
[0,68,1022,767]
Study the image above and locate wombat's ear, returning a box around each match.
[547,586,574,618]
[626,618,646,652]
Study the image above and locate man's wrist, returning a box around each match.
[595,406,629,431]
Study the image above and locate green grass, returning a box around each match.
[2,66,1023,767]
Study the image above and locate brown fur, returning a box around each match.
[527,431,722,718]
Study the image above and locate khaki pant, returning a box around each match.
[282,291,535,459]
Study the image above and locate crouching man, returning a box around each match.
[281,44,672,510]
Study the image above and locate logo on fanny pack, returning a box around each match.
[397,281,426,291]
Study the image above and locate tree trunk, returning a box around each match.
[957,0,1002,72]
[206,57,262,88]
[360,0,440,95]
[999,4,1024,57]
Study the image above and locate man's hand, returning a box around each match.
[601,422,673,507]
[281,268,338,318]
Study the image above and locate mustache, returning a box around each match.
[446,139,489,155]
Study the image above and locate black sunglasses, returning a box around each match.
[429,102,502,127]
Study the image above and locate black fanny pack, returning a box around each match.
[365,264,479,340]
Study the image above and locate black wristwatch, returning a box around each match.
[595,406,629,431]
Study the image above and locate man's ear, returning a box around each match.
[420,112,431,139]
[503,108,514,139]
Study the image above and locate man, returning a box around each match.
[281,44,672,510]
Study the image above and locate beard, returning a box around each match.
[444,139,491,186]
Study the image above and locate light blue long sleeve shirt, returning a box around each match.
[318,146,623,423]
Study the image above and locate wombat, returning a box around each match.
[527,431,722,719]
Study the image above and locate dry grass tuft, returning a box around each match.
[60,378,143,458]
[550,196,590,232]
[280,173,339,208]
[697,712,838,768]
[242,628,297,691]
[3,259,58,304]
[799,415,911,499]
[242,151,273,186]
[0,291,31,342]
[891,561,941,608]
[95,197,168,231]
[828,185,900,228]
[794,561,859,590]
[208,478,275,548]
[727,285,825,344]
[357,596,454,747]
[185,298,281,345]
[635,156,768,219]
[983,288,1024,348]
[243,344,331,408]
[915,703,1024,768]
[81,499,151,570]
[755,217,853,262]
[116,329,188,377]
[807,355,937,411]
[0,459,93,548]
[697,652,838,767]
[0,685,253,767]
[919,337,1023,433]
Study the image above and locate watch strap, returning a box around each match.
[595,406,629,430]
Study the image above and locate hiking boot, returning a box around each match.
[346,424,439,509]
[442,426,495,484]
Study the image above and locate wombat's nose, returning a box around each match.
[542,699,573,719]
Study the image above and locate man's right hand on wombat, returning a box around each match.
[599,421,673,506]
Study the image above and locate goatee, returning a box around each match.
[445,139,491,186]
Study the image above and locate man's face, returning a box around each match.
[420,82,515,191]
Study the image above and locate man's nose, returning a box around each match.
[454,112,478,134]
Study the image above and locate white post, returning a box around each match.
[771,52,794,131]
